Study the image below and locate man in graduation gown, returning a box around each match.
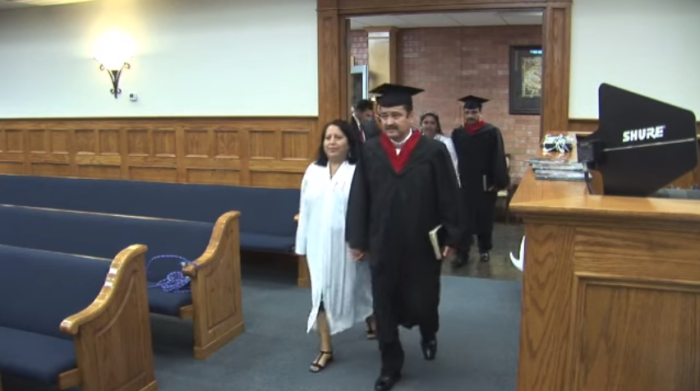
[346,83,462,391]
[350,99,379,143]
[451,95,510,266]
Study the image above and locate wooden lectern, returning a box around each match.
[511,135,700,391]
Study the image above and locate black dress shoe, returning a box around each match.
[421,338,437,360]
[375,373,401,391]
[479,252,490,262]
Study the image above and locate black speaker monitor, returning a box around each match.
[578,83,699,197]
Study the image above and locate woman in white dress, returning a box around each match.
[420,111,460,185]
[295,119,375,373]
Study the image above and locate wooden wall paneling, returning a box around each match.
[318,0,572,140]
[0,128,24,174]
[0,117,316,189]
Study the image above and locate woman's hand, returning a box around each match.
[350,248,366,261]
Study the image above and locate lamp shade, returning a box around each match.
[94,31,135,70]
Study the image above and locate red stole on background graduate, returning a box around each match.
[380,130,421,173]
[465,120,486,135]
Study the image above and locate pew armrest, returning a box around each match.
[60,244,157,391]
[182,211,244,359]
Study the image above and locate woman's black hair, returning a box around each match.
[420,111,443,135]
[315,119,360,166]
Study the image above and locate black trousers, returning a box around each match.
[463,232,493,253]
[377,307,439,376]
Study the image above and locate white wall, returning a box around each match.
[0,0,318,118]
[570,0,700,120]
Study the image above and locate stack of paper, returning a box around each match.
[529,158,587,181]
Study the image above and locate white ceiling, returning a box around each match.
[0,0,97,11]
[350,10,543,30]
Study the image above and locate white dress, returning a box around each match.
[435,134,461,187]
[295,161,373,335]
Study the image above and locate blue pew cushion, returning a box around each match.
[0,326,76,384]
[0,245,110,340]
[240,233,295,253]
[0,205,214,283]
[0,175,300,245]
[147,288,194,316]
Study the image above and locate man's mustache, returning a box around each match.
[384,125,399,130]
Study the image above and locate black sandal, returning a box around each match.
[366,317,376,340]
[309,350,333,373]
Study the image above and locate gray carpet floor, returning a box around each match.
[4,270,522,391]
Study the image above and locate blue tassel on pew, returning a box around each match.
[146,255,199,293]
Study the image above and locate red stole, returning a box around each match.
[465,120,486,135]
[380,130,421,173]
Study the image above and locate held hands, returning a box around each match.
[350,248,366,261]
[442,246,455,259]
[351,247,454,261]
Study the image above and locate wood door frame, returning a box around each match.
[316,0,572,141]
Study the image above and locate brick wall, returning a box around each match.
[349,26,542,179]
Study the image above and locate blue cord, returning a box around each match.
[146,254,198,294]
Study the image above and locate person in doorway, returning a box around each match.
[346,83,462,391]
[351,99,378,143]
[295,119,375,373]
[420,111,460,185]
[451,95,510,266]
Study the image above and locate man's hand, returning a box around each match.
[442,246,455,259]
[350,248,365,261]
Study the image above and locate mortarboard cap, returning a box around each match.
[370,83,424,109]
[459,95,490,110]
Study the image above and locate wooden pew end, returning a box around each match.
[186,211,245,360]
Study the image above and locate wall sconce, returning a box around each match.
[95,61,130,99]
[93,31,135,99]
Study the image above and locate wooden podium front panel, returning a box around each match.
[518,223,700,391]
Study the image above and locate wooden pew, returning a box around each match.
[511,134,700,391]
[0,174,300,285]
[0,206,244,360]
[0,244,157,391]
[182,211,245,359]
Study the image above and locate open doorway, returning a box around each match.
[347,9,543,181]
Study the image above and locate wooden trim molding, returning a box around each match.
[0,117,317,188]
[317,0,572,138]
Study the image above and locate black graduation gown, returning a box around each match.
[345,135,461,340]
[351,117,381,144]
[451,123,510,235]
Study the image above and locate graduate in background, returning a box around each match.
[451,95,510,266]
[420,111,460,186]
[350,99,378,143]
[295,120,375,373]
[346,84,461,391]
